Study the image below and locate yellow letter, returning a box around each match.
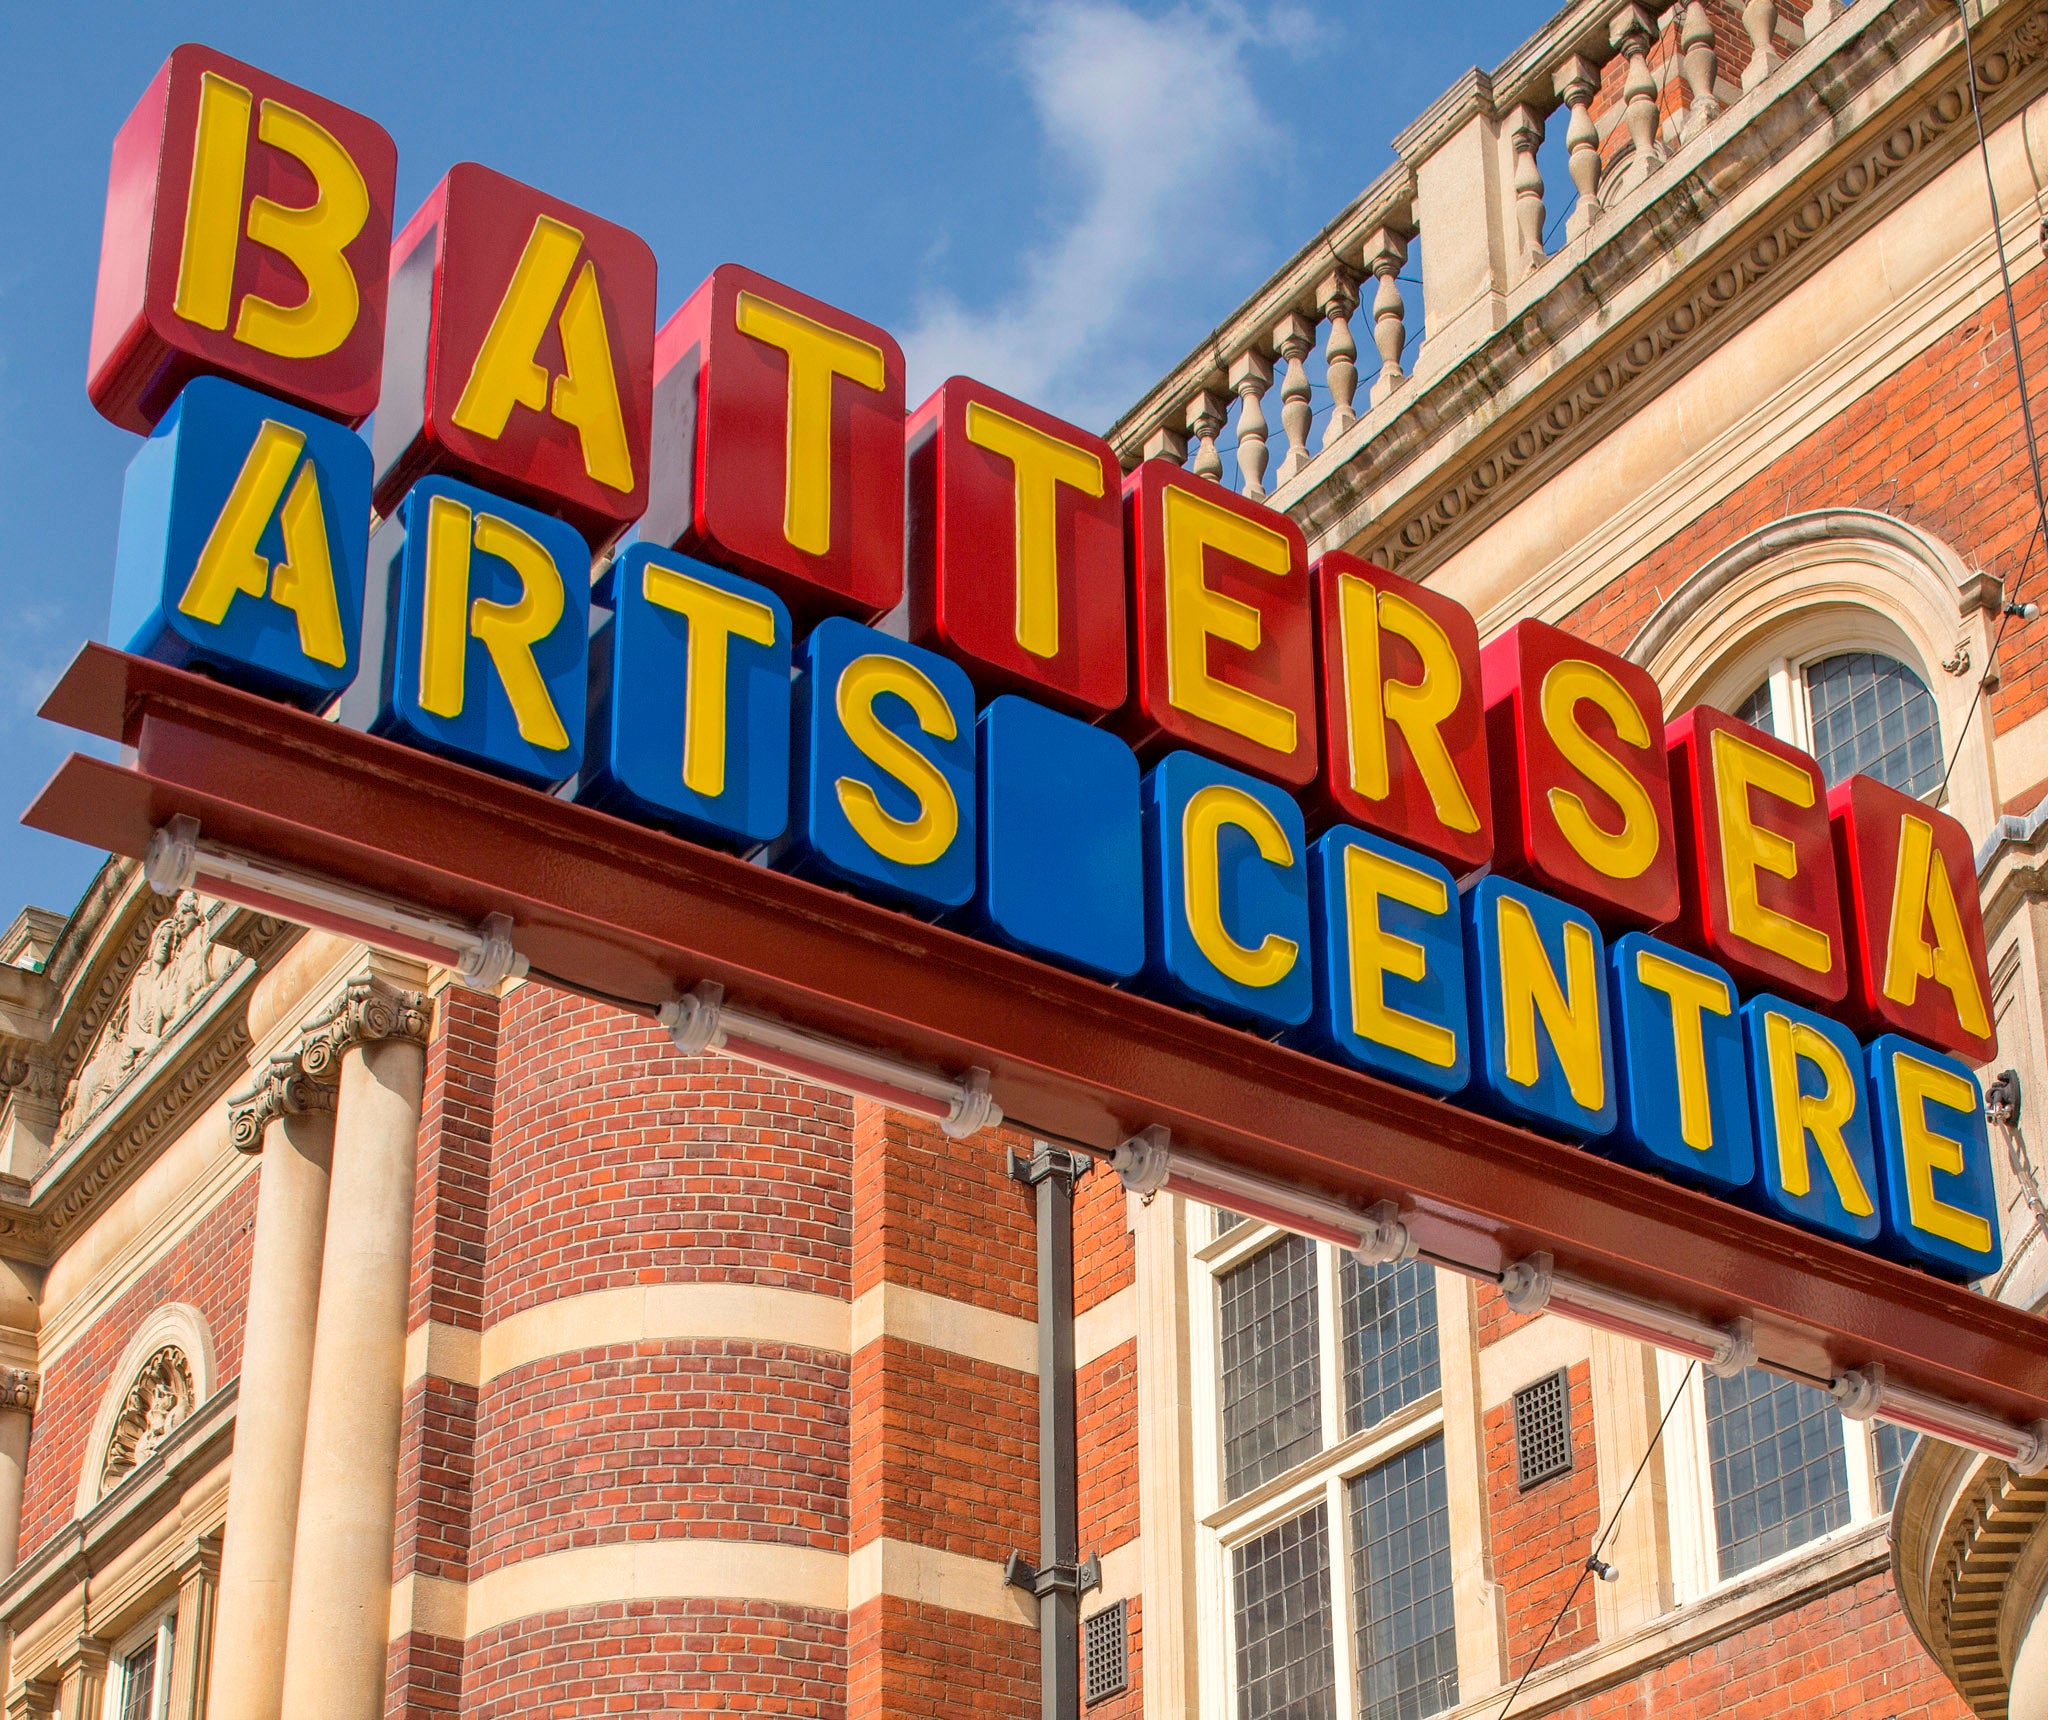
[961,400,1105,658]
[1883,814,1993,1039]
[174,71,252,333]
[418,493,475,720]
[268,462,346,666]
[835,655,960,866]
[734,291,887,557]
[179,419,305,625]
[453,215,585,440]
[1539,659,1660,881]
[1711,727,1831,972]
[1161,486,1297,756]
[1761,1011,1873,1215]
[641,563,778,798]
[1890,1050,1993,1254]
[235,100,370,360]
[551,259,634,492]
[1633,949,1732,1152]
[1182,785,1299,988]
[1343,844,1455,1067]
[1497,895,1606,1111]
[468,513,570,750]
[1339,576,1481,833]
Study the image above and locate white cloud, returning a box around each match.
[901,2,1315,432]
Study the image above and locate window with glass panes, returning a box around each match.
[1663,1357,1919,1596]
[1728,650,1942,796]
[1204,1213,1456,1720]
[105,1611,176,1720]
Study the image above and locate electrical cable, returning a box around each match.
[1942,0,2048,797]
[1493,1361,1699,1720]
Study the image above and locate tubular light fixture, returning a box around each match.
[659,981,1002,1141]
[1110,1125,1416,1264]
[1831,1363,2048,1473]
[146,815,525,991]
[1500,1253,1758,1377]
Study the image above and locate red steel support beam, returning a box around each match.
[27,644,2048,1421]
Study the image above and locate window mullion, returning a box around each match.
[1319,1242,1345,1450]
[1331,1470,1362,1720]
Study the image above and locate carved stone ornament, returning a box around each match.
[59,890,236,1142]
[98,1345,194,1495]
[297,974,431,1083]
[0,1368,40,1413]
[226,1045,338,1153]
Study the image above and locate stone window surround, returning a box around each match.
[1186,1208,1494,1719]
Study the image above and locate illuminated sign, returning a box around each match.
[85,46,2005,1286]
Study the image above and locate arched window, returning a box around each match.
[1732,649,1944,797]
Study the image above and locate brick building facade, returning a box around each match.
[2,0,2047,1714]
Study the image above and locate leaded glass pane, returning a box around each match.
[1341,1256,1439,1434]
[1350,1437,1459,1720]
[1220,1236,1324,1498]
[1704,1368,1850,1578]
[1734,679,1776,735]
[1804,652,1942,795]
[119,1640,159,1720]
[1234,1507,1336,1720]
[1876,1423,1920,1511]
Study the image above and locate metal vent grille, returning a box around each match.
[1084,1599,1129,1705]
[1513,1369,1573,1490]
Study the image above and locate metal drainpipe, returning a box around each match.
[1005,1141,1100,1720]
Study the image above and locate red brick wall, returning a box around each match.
[461,1602,846,1718]
[848,1596,1035,1720]
[469,1343,849,1575]
[850,1109,1034,1318]
[18,1169,256,1560]
[1547,1570,1969,1719]
[1078,1338,1138,1557]
[1489,1358,1603,1676]
[486,988,853,1321]
[1074,1159,1132,1318]
[1564,260,2048,762]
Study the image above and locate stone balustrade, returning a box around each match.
[1107,0,1838,500]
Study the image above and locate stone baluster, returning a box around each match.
[209,1043,339,1720]
[275,972,432,1720]
[1272,312,1318,485]
[1229,348,1274,501]
[1612,6,1663,179]
[1186,387,1228,483]
[1742,0,1781,89]
[1507,105,1548,276]
[1555,55,1605,239]
[1142,425,1188,466]
[1365,230,1410,407]
[1680,0,1722,136]
[1803,0,1837,41]
[1318,271,1361,444]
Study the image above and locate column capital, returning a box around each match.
[5,1681,57,1720]
[228,1047,338,1155]
[298,974,431,1084]
[0,1368,39,1414]
[176,1528,223,1581]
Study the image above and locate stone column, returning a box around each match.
[0,1368,40,1578]
[164,1533,221,1720]
[207,1049,336,1720]
[276,975,430,1720]
[53,1639,105,1720]
[1589,1331,1675,1638]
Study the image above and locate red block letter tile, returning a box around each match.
[1666,705,1846,1005]
[643,265,905,626]
[905,377,1124,716]
[1314,552,1491,873]
[1483,619,1679,929]
[1119,460,1316,788]
[87,44,397,432]
[1831,773,1995,1061]
[372,163,656,552]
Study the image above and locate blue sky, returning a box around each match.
[0,0,1545,923]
